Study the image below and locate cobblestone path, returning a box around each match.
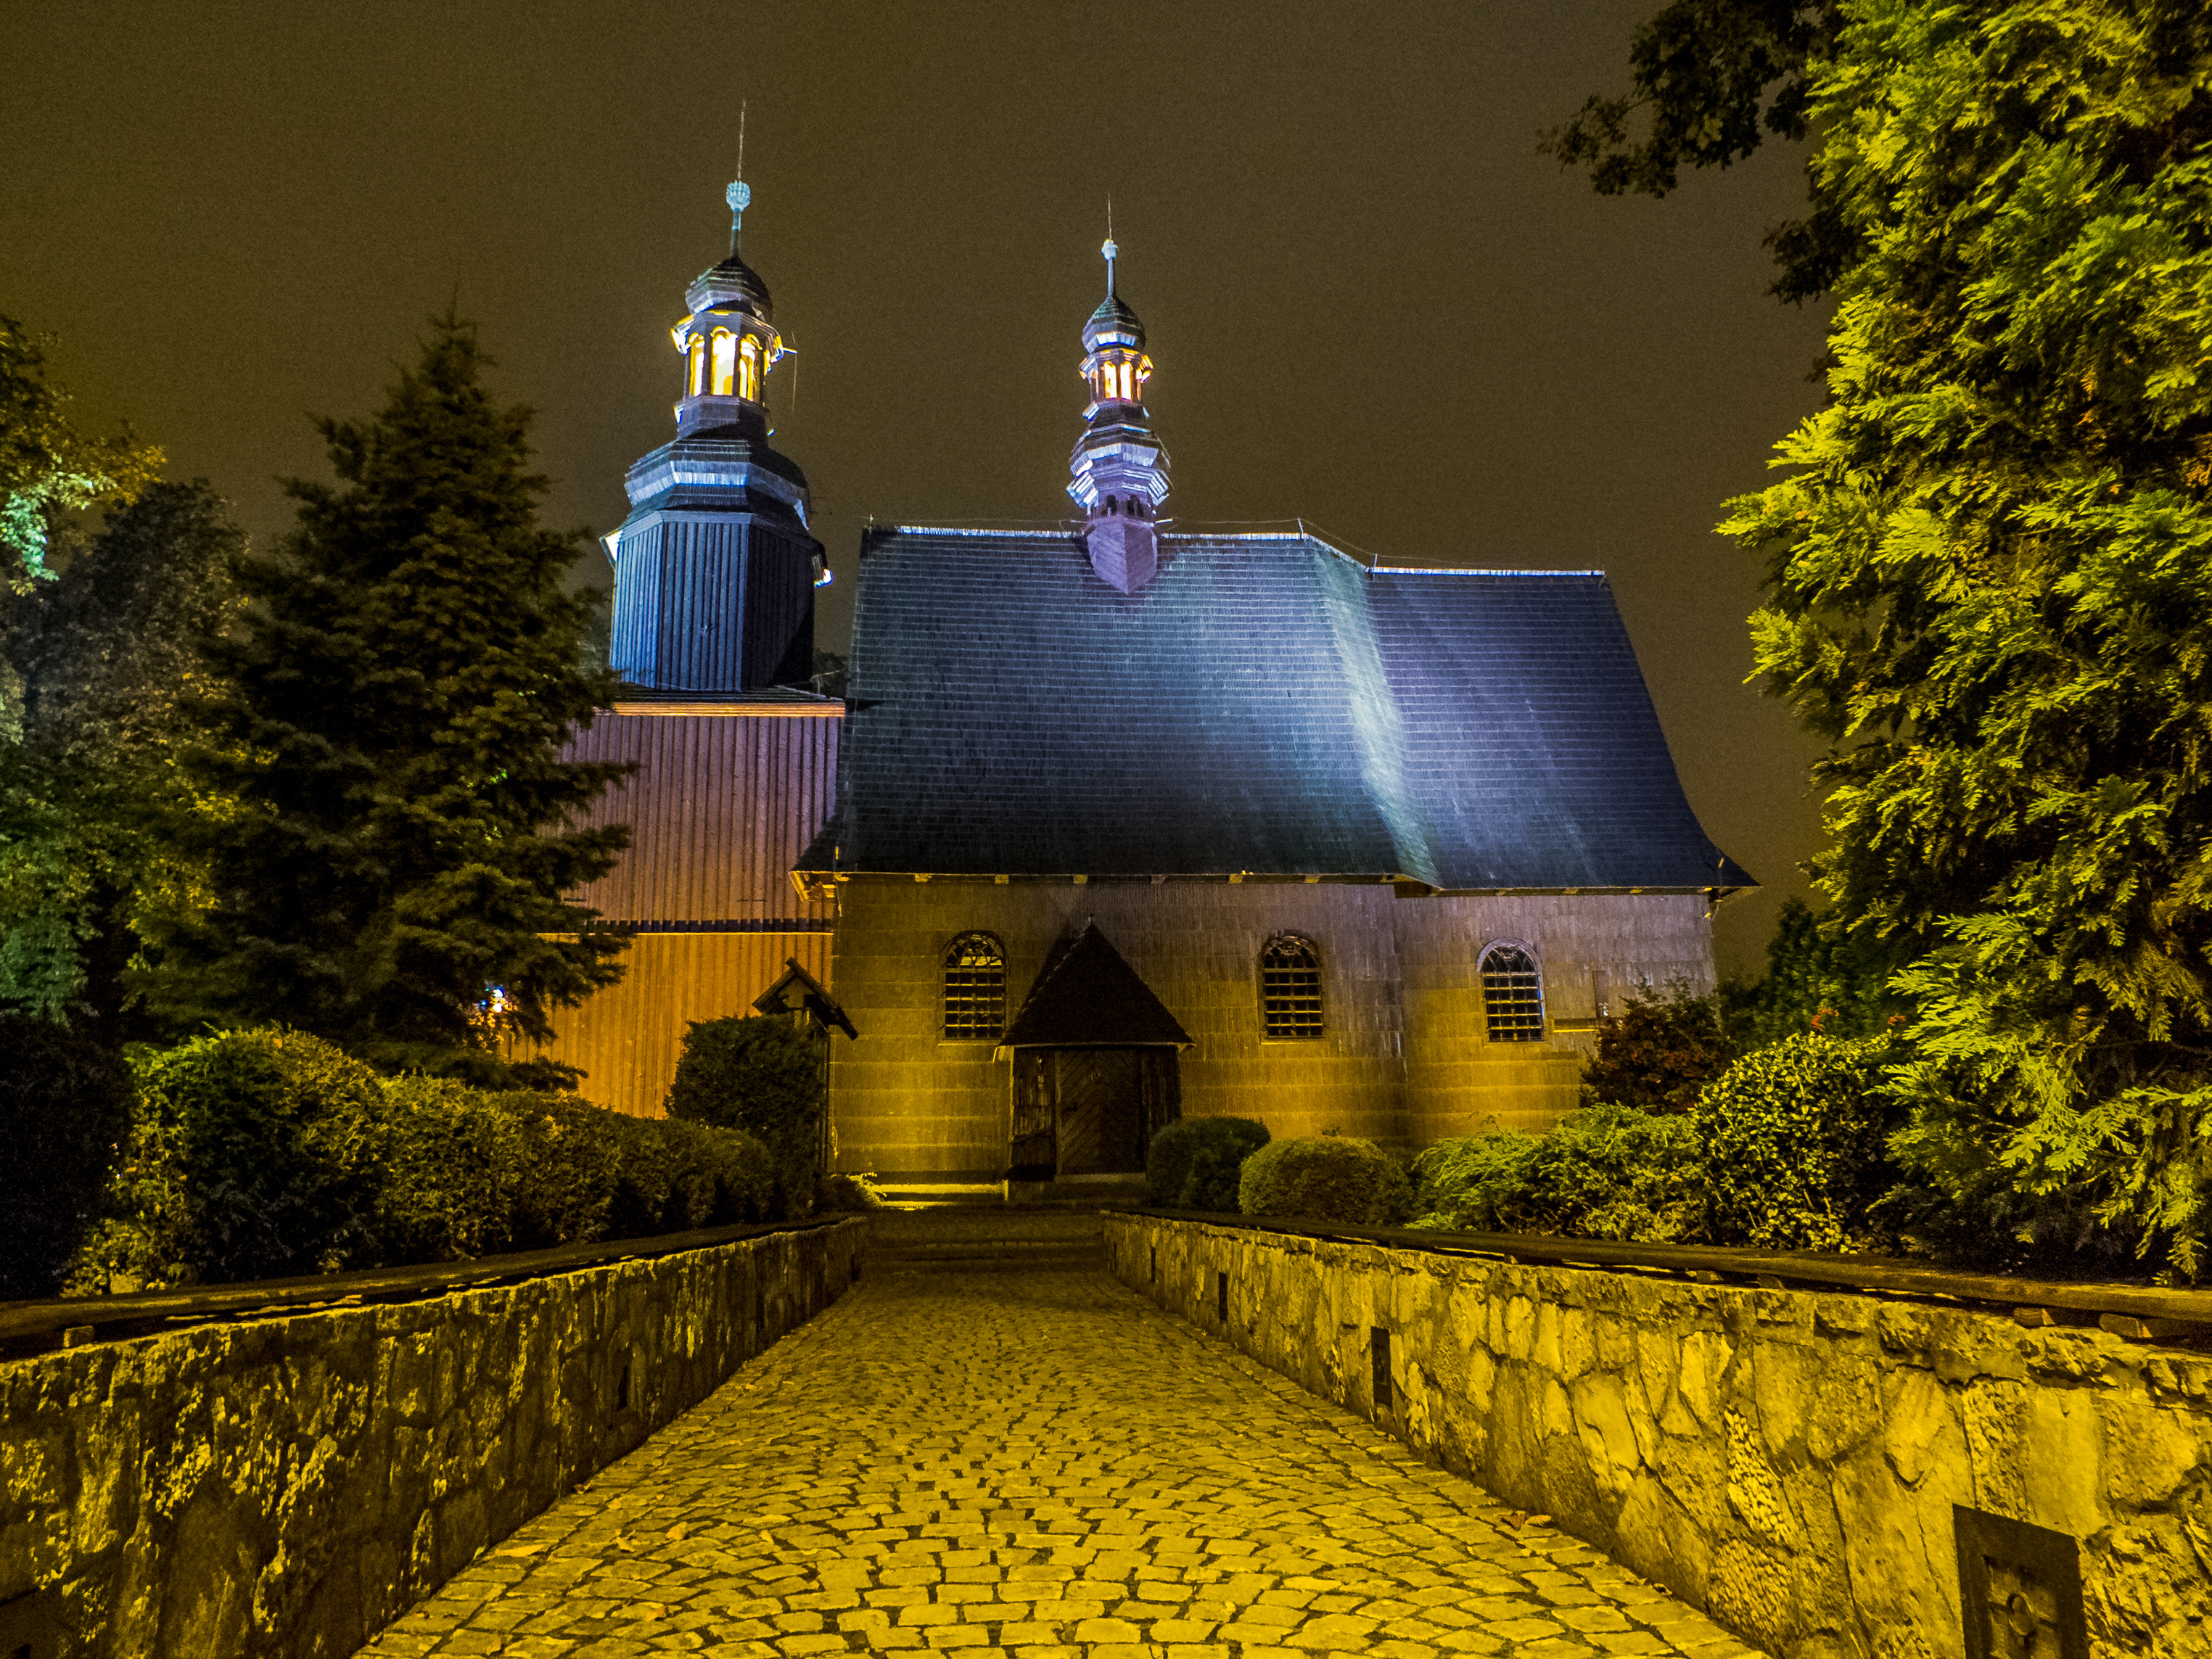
[358,1267,1764,1659]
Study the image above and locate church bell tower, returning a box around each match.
[1068,235,1170,593]
[606,176,823,691]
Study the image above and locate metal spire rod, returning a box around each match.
[727,102,751,255]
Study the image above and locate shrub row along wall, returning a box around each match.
[0,1217,869,1659]
[1103,1212,2212,1659]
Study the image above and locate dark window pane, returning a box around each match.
[1481,944,1544,1042]
[944,932,1006,1040]
[1260,934,1324,1038]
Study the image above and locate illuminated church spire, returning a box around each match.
[1069,227,1170,594]
[605,167,824,693]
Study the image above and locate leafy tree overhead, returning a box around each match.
[1543,1,1848,301]
[0,482,241,1031]
[1707,3,2212,1275]
[158,316,633,1081]
[0,314,163,603]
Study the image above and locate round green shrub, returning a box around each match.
[1695,1032,1897,1251]
[0,1016,133,1300]
[128,1028,389,1284]
[819,1171,887,1211]
[1408,1103,1705,1242]
[1146,1115,1270,1210]
[1238,1134,1410,1225]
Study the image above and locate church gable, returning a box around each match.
[1001,923,1193,1049]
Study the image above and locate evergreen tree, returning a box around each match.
[1714,3,2212,1275]
[160,317,632,1080]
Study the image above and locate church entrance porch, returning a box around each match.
[997,922,1193,1192]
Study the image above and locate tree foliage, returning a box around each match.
[1582,982,1737,1113]
[1726,894,1902,1045]
[667,1014,823,1150]
[0,1012,133,1298]
[0,482,241,1028]
[1146,1114,1270,1211]
[1238,1135,1411,1226]
[1717,2,2212,1275]
[0,314,162,601]
[1544,1,1850,300]
[156,317,631,1079]
[1410,1103,1708,1243]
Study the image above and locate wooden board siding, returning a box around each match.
[524,707,843,1116]
[562,709,839,925]
[525,931,834,1117]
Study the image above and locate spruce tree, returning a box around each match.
[161,317,630,1079]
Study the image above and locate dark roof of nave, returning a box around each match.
[796,529,1753,891]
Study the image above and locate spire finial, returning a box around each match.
[1101,197,1117,296]
[725,102,751,255]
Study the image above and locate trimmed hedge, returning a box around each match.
[1238,1134,1410,1226]
[0,1016,133,1299]
[1146,1115,1270,1210]
[59,1027,778,1295]
[1695,1032,1897,1252]
[1408,1103,1705,1243]
[667,1014,823,1217]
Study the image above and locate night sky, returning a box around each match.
[3,0,1832,976]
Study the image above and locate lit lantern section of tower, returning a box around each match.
[669,178,784,437]
[1069,235,1172,593]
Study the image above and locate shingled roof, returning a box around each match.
[797,529,1751,891]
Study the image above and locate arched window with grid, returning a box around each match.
[942,933,1006,1040]
[1479,943,1545,1042]
[1259,934,1324,1038]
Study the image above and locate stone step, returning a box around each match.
[871,1238,1107,1274]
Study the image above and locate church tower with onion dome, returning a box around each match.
[606,174,825,691]
[1069,234,1171,593]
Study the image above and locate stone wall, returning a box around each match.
[829,879,1713,1176]
[0,1218,868,1659]
[1104,1212,2212,1659]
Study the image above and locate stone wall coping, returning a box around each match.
[0,1214,860,1356]
[1114,1206,2212,1331]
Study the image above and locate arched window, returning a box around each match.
[1117,361,1134,401]
[1260,934,1323,1038]
[739,335,760,400]
[1480,943,1545,1042]
[686,335,707,396]
[710,329,737,396]
[943,933,1006,1040]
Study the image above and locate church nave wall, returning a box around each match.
[825,881,1723,1178]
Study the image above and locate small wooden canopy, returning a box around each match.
[752,956,859,1039]
[999,923,1191,1050]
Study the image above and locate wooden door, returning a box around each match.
[1056,1050,1145,1174]
[1009,1051,1056,1178]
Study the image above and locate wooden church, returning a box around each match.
[538,181,1752,1196]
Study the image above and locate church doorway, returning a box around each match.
[1010,1047,1180,1178]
